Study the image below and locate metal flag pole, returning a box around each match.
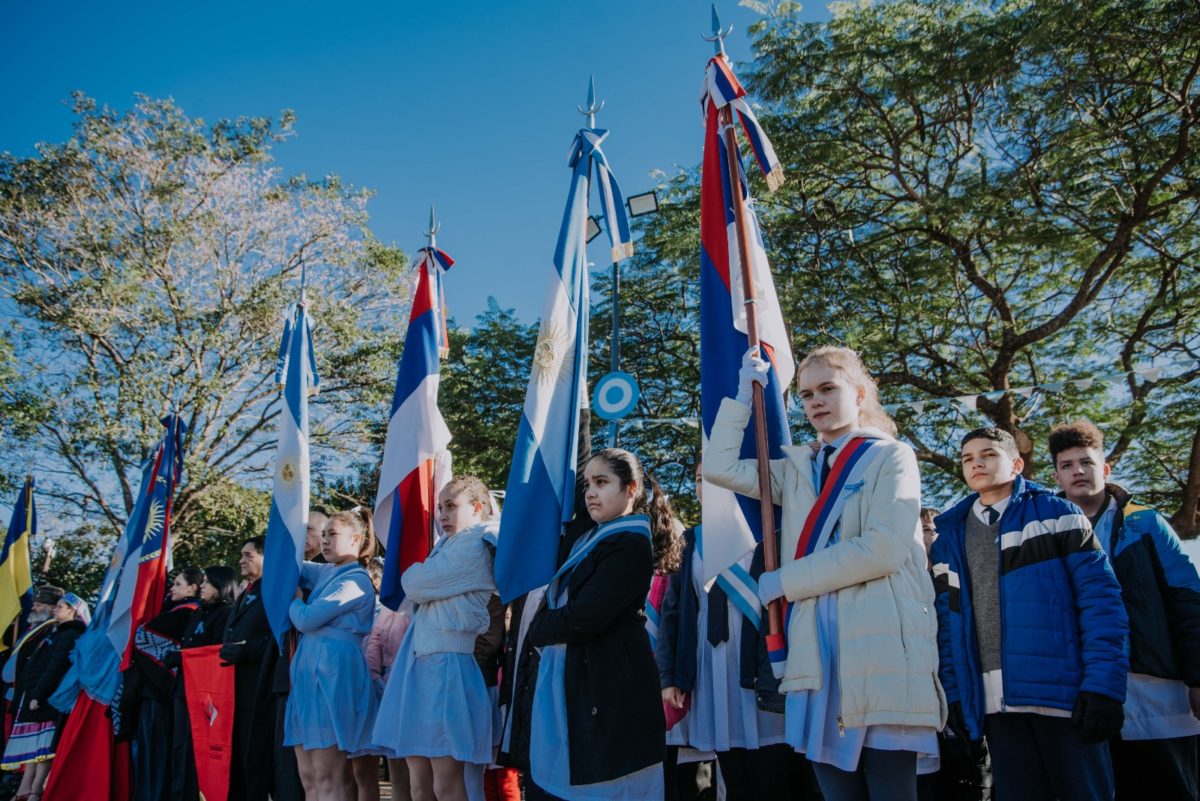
[704,5,786,650]
[577,76,625,449]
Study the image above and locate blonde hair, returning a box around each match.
[440,476,495,521]
[797,346,897,437]
[327,506,378,567]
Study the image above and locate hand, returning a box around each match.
[662,686,686,710]
[1189,687,1200,719]
[735,347,770,406]
[218,641,245,667]
[757,570,784,605]
[1071,691,1124,743]
[944,700,970,741]
[293,587,305,601]
[28,699,39,711]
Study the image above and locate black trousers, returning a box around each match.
[664,745,717,801]
[132,696,172,801]
[1112,734,1198,800]
[716,744,799,800]
[986,713,1112,801]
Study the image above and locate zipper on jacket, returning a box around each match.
[837,716,845,737]
[997,502,1008,714]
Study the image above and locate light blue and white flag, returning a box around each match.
[494,127,632,603]
[262,301,319,648]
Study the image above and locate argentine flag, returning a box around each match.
[495,127,633,603]
[263,302,319,648]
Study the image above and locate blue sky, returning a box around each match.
[1,0,828,325]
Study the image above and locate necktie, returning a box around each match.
[819,444,836,490]
[706,580,729,646]
[983,505,999,525]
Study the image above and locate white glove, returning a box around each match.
[736,347,771,405]
[758,570,784,604]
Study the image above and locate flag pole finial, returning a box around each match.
[424,204,440,249]
[704,4,733,56]
[577,75,604,129]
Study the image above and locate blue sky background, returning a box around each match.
[1,0,829,325]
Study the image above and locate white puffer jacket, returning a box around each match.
[705,398,946,730]
[402,520,497,657]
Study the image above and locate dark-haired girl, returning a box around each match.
[527,448,676,799]
[171,566,237,801]
[284,507,379,801]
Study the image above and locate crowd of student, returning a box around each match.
[2,343,1199,801]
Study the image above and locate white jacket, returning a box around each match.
[402,521,497,657]
[705,398,946,730]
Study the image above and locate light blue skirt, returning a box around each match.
[285,629,378,753]
[372,623,493,764]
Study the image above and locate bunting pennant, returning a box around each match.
[374,243,454,611]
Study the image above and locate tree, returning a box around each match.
[0,95,411,567]
[636,0,1200,528]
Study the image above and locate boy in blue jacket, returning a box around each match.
[1050,419,1200,798]
[931,427,1129,801]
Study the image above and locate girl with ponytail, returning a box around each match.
[525,447,676,799]
[284,506,380,801]
[372,475,500,801]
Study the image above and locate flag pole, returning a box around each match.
[705,6,785,649]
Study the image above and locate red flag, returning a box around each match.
[184,644,235,801]
[42,692,132,801]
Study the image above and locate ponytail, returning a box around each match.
[328,506,378,567]
[589,448,684,575]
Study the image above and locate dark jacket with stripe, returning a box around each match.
[526,526,666,785]
[655,529,784,713]
[1096,484,1200,685]
[930,476,1129,739]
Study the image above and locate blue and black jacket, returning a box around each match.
[1092,484,1200,685]
[931,476,1129,739]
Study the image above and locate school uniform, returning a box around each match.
[706,399,945,801]
[527,514,666,799]
[373,521,498,764]
[283,561,377,752]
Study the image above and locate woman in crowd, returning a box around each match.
[525,448,675,800]
[171,565,237,801]
[373,475,499,801]
[705,346,944,801]
[1,591,90,801]
[284,507,380,801]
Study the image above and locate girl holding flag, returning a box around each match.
[284,507,379,801]
[705,346,944,801]
[373,475,499,801]
[526,448,675,800]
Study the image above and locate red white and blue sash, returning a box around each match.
[765,437,888,676]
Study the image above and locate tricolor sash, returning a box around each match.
[696,525,762,632]
[765,437,888,676]
[550,515,651,605]
[644,573,668,649]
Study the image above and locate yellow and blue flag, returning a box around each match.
[0,476,35,651]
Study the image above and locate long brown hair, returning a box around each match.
[797,346,897,437]
[588,448,684,574]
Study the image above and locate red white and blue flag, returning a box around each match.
[262,302,320,647]
[699,55,794,590]
[374,246,453,611]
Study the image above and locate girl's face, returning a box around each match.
[584,458,637,524]
[321,519,362,565]
[170,573,198,602]
[53,599,76,623]
[798,363,862,442]
[438,490,484,537]
[200,579,219,603]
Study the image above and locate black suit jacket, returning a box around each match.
[526,530,666,786]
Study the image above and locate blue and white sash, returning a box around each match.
[549,514,652,605]
[696,525,763,632]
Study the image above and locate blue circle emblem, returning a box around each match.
[593,371,640,421]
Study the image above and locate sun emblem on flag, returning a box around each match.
[143,500,165,540]
[532,321,574,386]
[280,460,296,483]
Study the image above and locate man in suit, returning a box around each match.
[220,536,278,801]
